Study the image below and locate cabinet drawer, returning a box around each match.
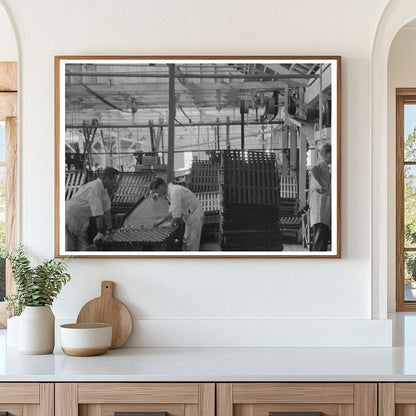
[0,383,53,415]
[0,383,39,403]
[78,383,200,404]
[217,383,376,416]
[56,383,215,416]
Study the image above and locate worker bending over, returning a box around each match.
[150,178,204,251]
[65,167,120,251]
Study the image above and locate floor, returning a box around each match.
[200,241,220,251]
[199,241,308,252]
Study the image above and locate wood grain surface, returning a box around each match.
[77,383,199,404]
[217,384,233,416]
[5,116,17,295]
[379,383,395,416]
[232,383,354,404]
[0,62,17,91]
[62,346,110,357]
[39,383,54,416]
[0,92,16,121]
[76,281,133,348]
[354,383,377,416]
[0,383,39,403]
[55,383,78,416]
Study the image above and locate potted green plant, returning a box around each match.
[4,246,71,354]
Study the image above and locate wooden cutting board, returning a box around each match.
[76,281,133,349]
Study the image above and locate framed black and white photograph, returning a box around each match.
[55,56,341,258]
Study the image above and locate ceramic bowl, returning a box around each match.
[60,323,112,356]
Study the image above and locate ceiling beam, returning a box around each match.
[66,71,318,80]
[65,120,284,129]
[65,79,306,97]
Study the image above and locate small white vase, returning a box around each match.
[19,306,55,354]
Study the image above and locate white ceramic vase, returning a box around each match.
[19,305,55,354]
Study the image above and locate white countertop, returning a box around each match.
[3,313,416,382]
[2,345,416,382]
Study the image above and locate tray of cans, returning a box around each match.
[221,150,279,206]
[101,226,178,250]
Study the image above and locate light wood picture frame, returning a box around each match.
[55,56,341,258]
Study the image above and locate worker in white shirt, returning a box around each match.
[150,178,204,251]
[309,143,331,251]
[65,167,119,251]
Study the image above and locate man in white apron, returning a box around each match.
[65,167,119,251]
[151,178,204,251]
[309,143,331,251]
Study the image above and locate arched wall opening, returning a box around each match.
[371,1,416,319]
[387,19,416,313]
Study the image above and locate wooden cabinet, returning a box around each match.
[1,380,410,416]
[0,383,53,415]
[217,383,377,416]
[55,383,215,416]
[379,383,416,416]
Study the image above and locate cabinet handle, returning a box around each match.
[115,412,168,416]
[270,413,323,416]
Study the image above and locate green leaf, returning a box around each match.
[5,245,71,316]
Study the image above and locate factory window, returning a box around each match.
[0,62,17,326]
[396,90,416,311]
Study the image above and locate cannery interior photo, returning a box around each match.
[62,60,336,254]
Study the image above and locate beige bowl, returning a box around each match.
[60,323,112,356]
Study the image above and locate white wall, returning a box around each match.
[387,26,416,312]
[0,3,16,61]
[0,0,394,347]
